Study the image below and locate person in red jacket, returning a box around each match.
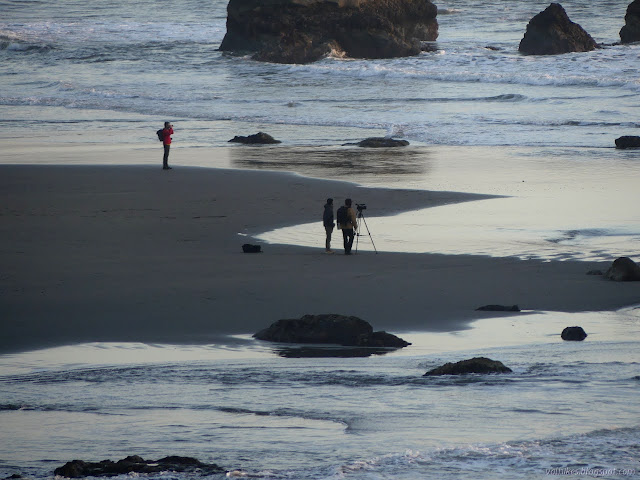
[162,122,174,170]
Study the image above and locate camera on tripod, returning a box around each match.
[352,202,377,254]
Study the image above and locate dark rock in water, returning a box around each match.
[519,3,598,55]
[253,314,410,348]
[220,0,438,64]
[615,135,640,149]
[229,132,281,144]
[586,270,603,276]
[424,357,512,376]
[354,137,410,148]
[356,330,410,348]
[476,304,520,312]
[255,314,371,344]
[620,0,640,44]
[4,475,23,480]
[604,256,640,281]
[54,456,224,478]
[242,243,262,253]
[561,326,588,341]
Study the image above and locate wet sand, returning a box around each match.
[1,158,638,353]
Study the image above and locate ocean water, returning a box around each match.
[1,308,640,480]
[1,0,638,149]
[1,1,640,478]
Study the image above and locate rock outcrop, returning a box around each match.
[604,257,640,281]
[561,326,587,341]
[424,357,512,376]
[229,132,281,144]
[254,314,410,348]
[54,456,225,478]
[519,3,598,55]
[476,304,521,312]
[615,135,640,149]
[620,0,640,43]
[354,137,410,148]
[355,330,411,347]
[219,0,438,64]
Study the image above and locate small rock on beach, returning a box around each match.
[476,304,520,312]
[229,132,281,144]
[353,137,410,148]
[253,314,410,348]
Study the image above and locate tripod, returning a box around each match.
[355,209,378,254]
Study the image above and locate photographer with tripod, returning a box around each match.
[336,198,358,255]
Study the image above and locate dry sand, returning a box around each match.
[1,158,638,353]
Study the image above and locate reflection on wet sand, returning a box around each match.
[273,345,399,358]
[229,145,432,181]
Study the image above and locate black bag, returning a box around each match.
[156,129,164,142]
[336,206,348,226]
[242,243,262,253]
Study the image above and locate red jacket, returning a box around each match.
[163,127,174,145]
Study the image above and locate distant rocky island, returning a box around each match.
[219,0,438,64]
[220,0,639,64]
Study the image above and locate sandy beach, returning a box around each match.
[1,147,638,354]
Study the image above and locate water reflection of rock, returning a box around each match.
[273,345,398,358]
[229,146,431,180]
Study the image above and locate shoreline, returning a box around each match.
[1,158,639,354]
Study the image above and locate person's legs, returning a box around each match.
[325,226,333,252]
[342,228,354,254]
[163,145,171,169]
[346,229,354,254]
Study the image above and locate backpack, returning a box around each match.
[242,243,262,253]
[156,129,164,142]
[336,206,348,226]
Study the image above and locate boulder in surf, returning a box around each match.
[615,135,640,149]
[519,3,598,55]
[561,326,588,341]
[54,456,225,478]
[219,0,438,64]
[620,0,640,44]
[424,357,513,376]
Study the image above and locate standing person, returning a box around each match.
[337,198,358,255]
[162,122,174,170]
[323,198,334,253]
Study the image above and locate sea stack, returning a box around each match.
[620,0,640,43]
[219,0,438,64]
[519,3,598,55]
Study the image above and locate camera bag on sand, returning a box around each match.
[336,206,348,226]
[242,243,262,253]
[156,129,164,142]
